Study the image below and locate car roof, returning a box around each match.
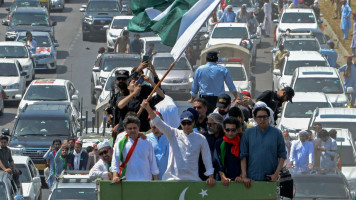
[142,36,162,42]
[314,108,356,122]
[284,8,315,13]
[0,41,26,46]
[287,51,325,61]
[13,7,47,13]
[290,169,346,180]
[17,31,50,37]
[20,102,71,118]
[103,53,141,59]
[56,174,96,188]
[291,92,328,102]
[215,23,248,28]
[0,59,17,63]
[113,16,133,20]
[13,156,30,164]
[296,67,338,78]
[30,79,68,86]
[154,52,175,58]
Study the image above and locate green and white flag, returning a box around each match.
[130,0,173,15]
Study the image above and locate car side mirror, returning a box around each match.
[347,87,354,94]
[52,21,57,26]
[32,177,41,183]
[92,66,100,72]
[2,20,9,26]
[273,69,281,76]
[14,195,23,200]
[80,7,86,12]
[15,94,22,100]
[1,128,10,136]
[103,25,109,29]
[95,85,103,93]
[20,71,27,76]
[71,94,79,100]
[6,8,10,11]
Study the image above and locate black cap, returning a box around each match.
[283,87,295,103]
[216,94,231,108]
[115,70,129,79]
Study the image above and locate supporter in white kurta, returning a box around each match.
[142,102,216,187]
[112,116,159,183]
[89,140,113,180]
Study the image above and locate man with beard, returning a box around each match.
[214,94,232,119]
[43,139,61,189]
[73,141,88,171]
[193,98,209,133]
[89,140,114,180]
[55,143,74,176]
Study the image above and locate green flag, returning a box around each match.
[130,0,173,15]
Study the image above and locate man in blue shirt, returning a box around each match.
[289,131,313,170]
[240,107,286,188]
[320,40,338,68]
[43,139,62,189]
[188,51,238,114]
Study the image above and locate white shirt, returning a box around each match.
[89,159,111,180]
[320,137,338,168]
[152,117,214,181]
[290,140,314,168]
[155,95,180,128]
[112,136,159,181]
[73,150,83,170]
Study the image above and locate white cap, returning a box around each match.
[97,140,111,151]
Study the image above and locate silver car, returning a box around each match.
[51,0,65,12]
[16,31,59,71]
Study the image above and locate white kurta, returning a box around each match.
[263,2,272,35]
[112,137,159,181]
[155,95,180,128]
[89,159,111,180]
[152,117,214,181]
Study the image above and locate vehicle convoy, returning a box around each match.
[1,102,80,178]
[2,7,57,41]
[0,171,22,200]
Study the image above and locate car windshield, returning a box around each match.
[294,78,343,93]
[283,40,320,51]
[284,61,328,75]
[10,13,49,26]
[281,13,316,23]
[87,1,119,12]
[314,32,327,44]
[17,35,51,47]
[11,1,41,11]
[105,76,115,91]
[293,176,349,198]
[229,0,253,7]
[284,102,330,118]
[212,27,248,39]
[225,66,246,81]
[154,57,190,70]
[0,183,6,200]
[51,188,96,200]
[314,122,356,140]
[14,118,70,136]
[145,41,172,53]
[0,63,18,76]
[0,46,28,58]
[340,145,356,166]
[111,19,130,29]
[127,31,156,40]
[15,164,31,182]
[103,58,141,72]
[24,85,68,101]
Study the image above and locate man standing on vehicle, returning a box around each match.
[130,33,143,54]
[274,44,290,72]
[188,51,238,115]
[43,139,62,189]
[25,31,37,57]
[236,4,250,23]
[318,130,338,169]
[0,136,21,188]
[73,141,88,171]
[55,143,74,176]
[89,140,113,180]
[320,40,338,68]
[114,30,130,53]
[289,131,314,170]
[240,107,286,188]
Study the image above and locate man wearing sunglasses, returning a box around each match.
[143,102,216,187]
[89,140,113,180]
[240,107,286,188]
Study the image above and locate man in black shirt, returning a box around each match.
[193,98,208,133]
[255,87,294,121]
[130,34,144,54]
[0,136,20,188]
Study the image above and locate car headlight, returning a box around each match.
[7,83,19,89]
[188,77,193,83]
[109,32,118,38]
[22,64,31,70]
[6,31,16,38]
[99,77,107,86]
[84,16,93,24]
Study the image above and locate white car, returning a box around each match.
[0,59,26,102]
[276,8,319,41]
[290,67,351,107]
[272,51,329,91]
[0,84,4,115]
[207,23,257,65]
[277,92,332,138]
[18,79,79,114]
[13,155,41,200]
[0,41,35,83]
[142,36,172,55]
[105,16,133,52]
[96,67,133,104]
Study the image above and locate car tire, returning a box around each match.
[82,33,89,41]
[91,81,96,105]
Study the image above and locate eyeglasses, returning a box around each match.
[117,77,127,81]
[181,121,193,126]
[99,149,109,156]
[207,123,215,127]
[255,115,269,120]
[225,128,237,132]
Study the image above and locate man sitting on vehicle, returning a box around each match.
[43,139,62,189]
[89,140,113,180]
[0,136,21,188]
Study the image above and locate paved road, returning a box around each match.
[0,0,275,198]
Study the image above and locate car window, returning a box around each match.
[229,0,253,7]
[0,63,18,76]
[111,19,130,29]
[153,57,190,70]
[17,62,23,72]
[284,61,328,75]
[11,1,41,11]
[15,164,32,182]
[87,1,119,12]
[105,76,115,91]
[29,160,38,177]
[283,40,320,51]
[315,122,356,140]
[212,27,248,39]
[0,45,28,58]
[17,35,51,48]
[27,161,35,178]
[24,85,68,101]
[14,118,70,136]
[51,188,96,200]
[67,83,75,96]
[281,13,316,23]
[103,57,141,72]
[10,12,49,26]
[145,41,172,53]
[284,102,330,118]
[294,78,343,93]
[314,32,326,44]
[225,66,246,81]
